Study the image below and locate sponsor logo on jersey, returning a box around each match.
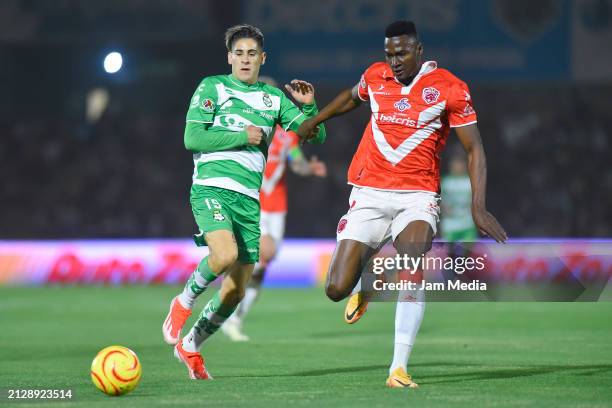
[258,111,274,120]
[337,218,348,234]
[201,98,215,112]
[378,113,417,127]
[422,87,440,104]
[394,98,411,112]
[462,104,475,116]
[190,94,200,108]
[217,113,253,130]
[262,93,272,108]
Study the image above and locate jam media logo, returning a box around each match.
[262,93,272,108]
[394,98,411,112]
[201,98,215,112]
[422,87,440,104]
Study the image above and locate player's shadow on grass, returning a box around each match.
[220,365,388,378]
[308,329,385,338]
[415,363,612,385]
[294,365,388,377]
[221,362,612,380]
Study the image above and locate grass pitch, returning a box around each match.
[1,286,611,407]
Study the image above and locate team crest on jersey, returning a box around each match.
[262,93,272,108]
[426,201,440,216]
[393,98,411,112]
[201,98,215,112]
[337,218,348,234]
[422,87,440,104]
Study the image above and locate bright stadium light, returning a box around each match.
[103,52,123,74]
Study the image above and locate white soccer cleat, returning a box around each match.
[221,318,250,342]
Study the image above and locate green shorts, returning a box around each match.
[443,227,478,243]
[190,185,260,264]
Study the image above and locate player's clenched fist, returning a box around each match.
[246,125,264,146]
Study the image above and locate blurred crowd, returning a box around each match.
[1,84,610,239]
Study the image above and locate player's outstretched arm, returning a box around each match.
[296,85,362,141]
[455,124,508,243]
[184,123,263,152]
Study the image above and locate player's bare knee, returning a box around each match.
[418,240,433,256]
[209,248,238,271]
[325,283,349,302]
[259,235,276,265]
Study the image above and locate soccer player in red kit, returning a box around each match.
[297,21,507,388]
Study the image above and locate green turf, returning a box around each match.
[1,286,611,407]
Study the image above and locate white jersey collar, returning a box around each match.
[397,60,438,95]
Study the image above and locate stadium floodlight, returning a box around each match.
[103,52,123,74]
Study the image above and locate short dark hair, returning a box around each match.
[385,21,417,39]
[224,24,264,51]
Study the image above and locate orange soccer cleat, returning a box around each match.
[162,296,192,345]
[174,340,212,380]
[386,367,419,389]
[344,292,369,324]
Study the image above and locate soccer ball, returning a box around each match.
[90,346,141,396]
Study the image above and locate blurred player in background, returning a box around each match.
[440,152,478,282]
[441,152,478,242]
[298,20,506,388]
[222,76,328,342]
[162,24,325,380]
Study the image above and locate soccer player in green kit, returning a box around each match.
[162,24,325,379]
[441,153,478,241]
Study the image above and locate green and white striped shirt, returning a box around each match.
[185,74,322,200]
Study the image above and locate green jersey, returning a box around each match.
[185,74,324,200]
[441,174,476,235]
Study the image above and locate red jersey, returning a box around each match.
[260,126,300,212]
[349,61,477,193]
